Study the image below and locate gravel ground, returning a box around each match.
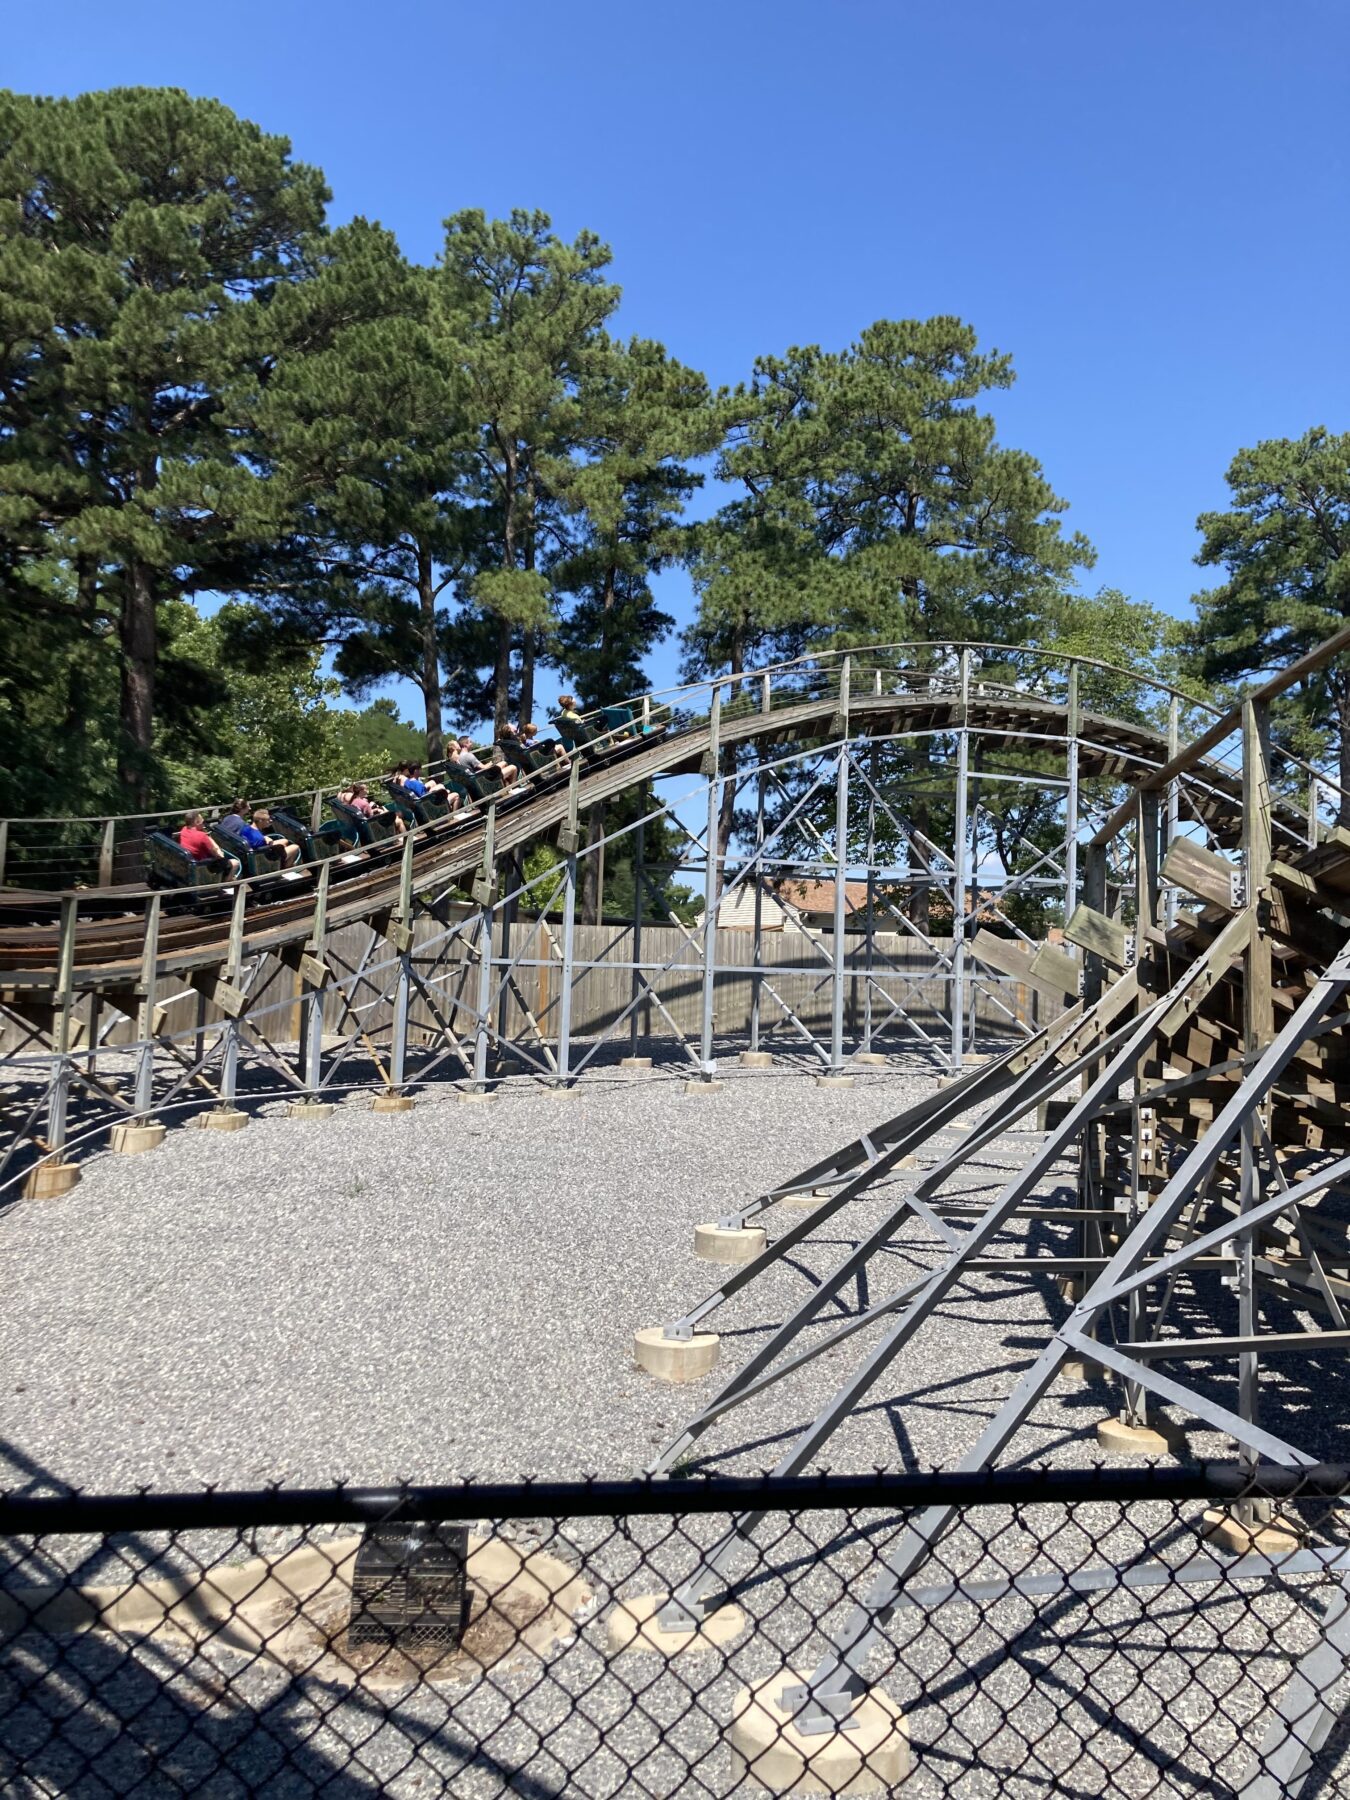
[4,1054,1343,1495]
[5,1059,1350,1796]
[0,1055,1059,1495]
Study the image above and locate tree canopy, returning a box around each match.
[683,317,1094,681]
[5,77,1282,890]
[0,87,332,809]
[1186,428,1350,816]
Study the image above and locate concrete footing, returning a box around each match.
[694,1222,767,1264]
[814,1073,855,1089]
[286,1100,334,1122]
[544,1085,576,1101]
[739,1051,774,1068]
[1203,1507,1303,1557]
[1060,1357,1093,1383]
[727,1670,909,1795]
[110,1122,166,1155]
[620,1055,653,1070]
[633,1327,721,1383]
[22,1161,80,1200]
[606,1590,745,1656]
[853,1052,888,1066]
[371,1092,415,1114]
[1097,1415,1181,1457]
[684,1078,725,1095]
[200,1108,248,1132]
[458,1089,496,1105]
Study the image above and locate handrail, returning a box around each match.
[0,706,1284,915]
[1089,619,1350,848]
[0,640,1221,830]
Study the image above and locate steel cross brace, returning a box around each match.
[768,938,1350,1739]
[655,975,1194,1634]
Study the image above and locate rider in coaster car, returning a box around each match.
[455,733,522,788]
[338,780,406,834]
[178,811,242,880]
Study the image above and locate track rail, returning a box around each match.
[0,689,1247,994]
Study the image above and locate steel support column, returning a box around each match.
[828,663,852,1075]
[950,649,971,1073]
[697,683,723,1079]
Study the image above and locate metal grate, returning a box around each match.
[348,1518,469,1654]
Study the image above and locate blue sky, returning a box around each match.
[12,0,1350,724]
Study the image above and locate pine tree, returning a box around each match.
[0,88,330,808]
[1188,428,1350,819]
[686,316,1092,671]
[684,316,1095,888]
[550,335,721,921]
[437,210,620,729]
[255,238,472,760]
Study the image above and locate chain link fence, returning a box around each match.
[3,1467,1349,1797]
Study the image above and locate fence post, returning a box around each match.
[301,861,331,1093]
[1064,663,1081,924]
[0,817,10,887]
[950,649,971,1073]
[133,895,161,1118]
[217,879,248,1111]
[47,895,78,1157]
[628,786,647,1061]
[748,765,767,1057]
[861,739,878,1058]
[555,761,581,1088]
[469,804,497,1094]
[389,828,415,1096]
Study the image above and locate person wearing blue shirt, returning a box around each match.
[242,806,299,868]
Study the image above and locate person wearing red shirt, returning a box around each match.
[178,811,241,879]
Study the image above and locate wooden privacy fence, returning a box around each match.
[350,917,1053,1058]
[1,919,1054,1064]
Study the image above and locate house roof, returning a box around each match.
[772,879,882,915]
[771,877,1012,921]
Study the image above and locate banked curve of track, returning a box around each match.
[0,688,1251,995]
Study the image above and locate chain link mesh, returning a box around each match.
[3,1467,1349,1797]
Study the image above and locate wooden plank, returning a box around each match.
[970,928,1033,979]
[1099,619,1350,844]
[1161,837,1236,910]
[1027,941,1083,996]
[1270,859,1320,897]
[1156,909,1251,1039]
[299,953,329,988]
[209,978,246,1019]
[1064,904,1132,968]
